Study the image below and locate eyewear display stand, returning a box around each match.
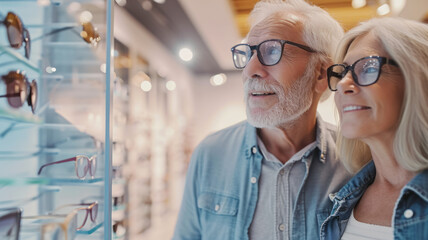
[0,0,113,239]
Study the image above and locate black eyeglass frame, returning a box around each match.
[327,55,398,91]
[230,39,316,69]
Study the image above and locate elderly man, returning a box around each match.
[173,0,352,239]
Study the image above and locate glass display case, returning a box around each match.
[0,0,113,239]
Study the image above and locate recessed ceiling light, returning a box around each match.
[210,73,227,86]
[166,80,176,91]
[179,48,193,62]
[141,80,152,92]
[377,3,391,15]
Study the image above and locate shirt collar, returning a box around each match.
[403,169,428,203]
[332,161,376,202]
[244,115,329,163]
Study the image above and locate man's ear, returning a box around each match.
[314,59,331,94]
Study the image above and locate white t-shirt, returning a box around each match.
[341,210,393,240]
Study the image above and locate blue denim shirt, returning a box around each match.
[173,117,352,240]
[320,161,428,240]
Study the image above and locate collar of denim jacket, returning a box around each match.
[332,161,376,202]
[402,169,428,203]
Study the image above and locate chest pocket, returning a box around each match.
[198,192,239,215]
[197,192,239,239]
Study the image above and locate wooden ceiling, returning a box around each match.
[229,0,380,37]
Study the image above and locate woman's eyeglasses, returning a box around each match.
[0,12,30,59]
[327,55,398,91]
[1,70,37,113]
[37,155,97,180]
[230,39,316,69]
[53,202,98,230]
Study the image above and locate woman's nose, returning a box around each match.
[336,71,359,95]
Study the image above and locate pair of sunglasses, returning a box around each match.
[32,21,101,46]
[1,12,30,59]
[1,70,37,113]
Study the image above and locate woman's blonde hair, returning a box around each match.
[334,17,428,173]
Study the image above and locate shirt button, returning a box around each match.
[404,209,414,219]
[279,169,284,175]
[215,204,220,211]
[252,147,257,154]
[250,177,257,184]
[278,224,285,231]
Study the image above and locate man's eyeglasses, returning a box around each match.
[0,12,30,59]
[1,70,37,114]
[327,55,398,91]
[37,155,97,180]
[231,39,316,69]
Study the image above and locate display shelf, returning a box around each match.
[113,204,126,212]
[77,222,104,235]
[0,177,103,186]
[0,45,40,74]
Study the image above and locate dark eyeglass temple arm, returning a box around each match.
[31,26,75,42]
[37,157,76,175]
[0,92,21,98]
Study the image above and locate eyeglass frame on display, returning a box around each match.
[327,55,398,91]
[52,202,98,230]
[22,210,77,240]
[37,155,97,180]
[230,39,316,69]
[0,207,21,240]
[0,12,31,59]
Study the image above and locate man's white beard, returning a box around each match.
[244,60,316,129]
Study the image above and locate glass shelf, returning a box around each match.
[77,222,103,235]
[0,177,103,186]
[0,107,41,124]
[113,204,126,212]
[0,45,40,74]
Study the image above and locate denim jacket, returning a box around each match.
[320,161,428,240]
[173,117,351,240]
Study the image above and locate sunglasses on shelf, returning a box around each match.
[33,22,101,46]
[0,12,30,59]
[1,70,37,114]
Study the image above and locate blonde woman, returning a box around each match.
[320,17,428,240]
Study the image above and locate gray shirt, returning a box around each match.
[249,137,316,240]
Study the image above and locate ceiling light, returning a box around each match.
[166,80,176,91]
[141,80,152,92]
[179,48,193,62]
[210,73,227,86]
[141,0,152,11]
[100,63,107,73]
[79,11,93,23]
[352,0,366,9]
[45,66,57,73]
[377,3,391,15]
[153,0,165,4]
[37,0,50,6]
